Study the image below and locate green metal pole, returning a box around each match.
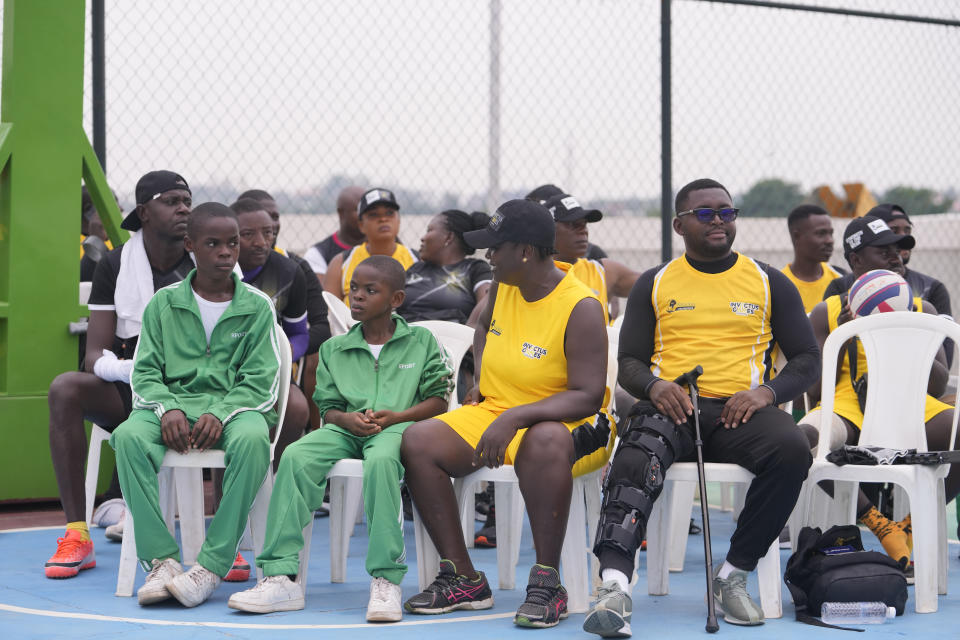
[0,0,121,499]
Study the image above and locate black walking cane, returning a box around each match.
[673,365,719,633]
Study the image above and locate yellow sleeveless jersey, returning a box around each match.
[570,258,609,324]
[825,294,948,427]
[480,262,597,412]
[340,243,417,303]
[782,262,844,313]
[650,254,773,399]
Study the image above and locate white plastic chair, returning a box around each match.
[116,325,292,596]
[797,312,960,613]
[645,464,783,619]
[295,320,475,595]
[322,290,356,336]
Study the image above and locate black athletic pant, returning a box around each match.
[599,398,811,575]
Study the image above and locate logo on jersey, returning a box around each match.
[231,331,247,339]
[398,362,416,369]
[489,319,502,336]
[521,342,547,360]
[729,301,760,316]
[666,299,695,313]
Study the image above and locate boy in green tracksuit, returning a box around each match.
[110,203,282,609]
[229,255,453,622]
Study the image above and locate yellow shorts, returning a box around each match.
[832,384,952,429]
[435,401,616,477]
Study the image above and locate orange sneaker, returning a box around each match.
[224,552,251,582]
[45,530,96,579]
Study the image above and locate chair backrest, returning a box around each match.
[322,290,357,336]
[817,312,960,461]
[605,325,620,416]
[410,320,475,411]
[270,323,294,455]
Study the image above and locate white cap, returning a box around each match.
[886,606,896,618]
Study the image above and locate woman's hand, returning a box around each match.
[473,411,521,468]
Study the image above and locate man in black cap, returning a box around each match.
[45,171,195,579]
[823,204,952,367]
[802,214,955,571]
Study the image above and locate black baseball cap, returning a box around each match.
[121,170,191,231]
[526,184,564,202]
[464,199,555,250]
[842,215,915,257]
[867,203,913,226]
[358,188,400,217]
[542,192,603,223]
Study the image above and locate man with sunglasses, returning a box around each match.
[585,179,818,635]
[46,171,196,579]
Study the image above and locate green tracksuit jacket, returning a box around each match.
[130,270,281,426]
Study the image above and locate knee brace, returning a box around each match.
[592,412,685,558]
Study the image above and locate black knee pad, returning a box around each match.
[593,413,684,558]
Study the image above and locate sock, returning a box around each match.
[717,560,742,580]
[898,514,913,552]
[859,506,911,567]
[601,568,630,592]
[66,521,91,542]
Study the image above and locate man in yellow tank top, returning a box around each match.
[323,188,417,302]
[782,204,847,313]
[401,199,608,629]
[803,215,955,573]
[585,179,819,634]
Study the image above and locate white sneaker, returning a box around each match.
[105,518,124,542]
[166,563,221,608]
[228,575,305,613]
[137,558,183,605]
[92,498,126,528]
[366,576,402,622]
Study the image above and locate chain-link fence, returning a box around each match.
[7,1,960,326]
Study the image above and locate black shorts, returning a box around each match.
[112,380,133,419]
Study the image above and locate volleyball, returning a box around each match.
[848,269,914,317]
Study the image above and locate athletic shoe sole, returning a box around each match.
[583,608,631,637]
[514,611,569,628]
[714,597,764,626]
[405,596,494,614]
[44,558,96,579]
[138,589,174,606]
[366,609,403,622]
[228,597,305,614]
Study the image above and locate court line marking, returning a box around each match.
[0,603,515,629]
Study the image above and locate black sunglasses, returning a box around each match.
[676,207,739,223]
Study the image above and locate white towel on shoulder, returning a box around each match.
[114,231,156,339]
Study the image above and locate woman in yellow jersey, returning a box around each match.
[803,215,956,573]
[400,199,607,628]
[323,188,417,302]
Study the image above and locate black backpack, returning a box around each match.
[784,525,907,630]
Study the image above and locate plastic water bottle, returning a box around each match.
[821,602,896,624]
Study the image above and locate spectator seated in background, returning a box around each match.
[230,198,311,462]
[801,215,957,575]
[824,203,953,367]
[80,185,116,282]
[401,200,608,629]
[303,185,366,280]
[46,170,194,579]
[527,184,635,322]
[585,179,817,635]
[323,188,417,302]
[237,188,287,256]
[110,203,282,609]
[228,255,452,622]
[398,209,492,326]
[782,204,847,314]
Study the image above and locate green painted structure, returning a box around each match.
[0,1,126,500]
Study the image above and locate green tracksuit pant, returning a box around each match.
[110,409,270,577]
[256,423,408,585]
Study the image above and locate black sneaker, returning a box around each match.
[514,564,569,628]
[475,505,496,547]
[404,559,494,614]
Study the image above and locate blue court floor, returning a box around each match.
[3,505,959,639]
